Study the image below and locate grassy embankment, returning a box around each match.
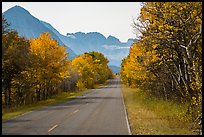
[122,85,197,135]
[2,80,109,121]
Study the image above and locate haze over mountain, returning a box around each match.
[2,5,76,59]
[3,5,136,67]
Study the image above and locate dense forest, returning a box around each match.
[2,17,114,108]
[120,2,202,130]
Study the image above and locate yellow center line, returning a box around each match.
[48,124,58,132]
[72,109,79,114]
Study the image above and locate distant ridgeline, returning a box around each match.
[3,5,138,69]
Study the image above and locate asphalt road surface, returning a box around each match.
[2,78,131,135]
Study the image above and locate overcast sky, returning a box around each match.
[2,2,142,42]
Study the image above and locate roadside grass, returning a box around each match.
[121,85,197,135]
[2,81,108,121]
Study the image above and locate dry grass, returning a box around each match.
[122,85,197,135]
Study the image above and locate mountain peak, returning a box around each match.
[107,35,120,44]
[86,32,103,35]
[107,35,119,41]
[2,5,77,59]
[4,5,30,15]
[86,32,106,39]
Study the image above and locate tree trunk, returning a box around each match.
[163,83,168,101]
[8,83,11,107]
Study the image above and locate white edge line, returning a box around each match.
[48,124,58,132]
[121,88,132,135]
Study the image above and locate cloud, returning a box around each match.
[67,34,76,39]
[102,44,130,50]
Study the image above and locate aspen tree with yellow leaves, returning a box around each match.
[2,18,114,109]
[72,51,114,90]
[28,32,70,101]
[120,2,202,131]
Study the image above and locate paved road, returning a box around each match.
[2,78,131,135]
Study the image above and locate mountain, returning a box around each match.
[3,5,137,67]
[2,5,76,59]
[109,65,121,74]
[65,32,137,66]
[41,21,136,67]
